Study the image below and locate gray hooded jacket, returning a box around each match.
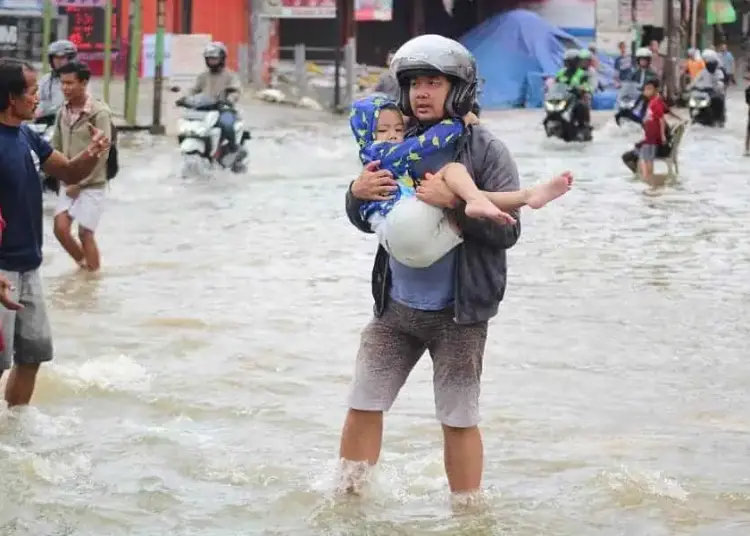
[345,123,522,325]
[37,72,64,117]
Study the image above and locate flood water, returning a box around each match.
[0,95,748,536]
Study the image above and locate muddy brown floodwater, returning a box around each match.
[0,96,748,536]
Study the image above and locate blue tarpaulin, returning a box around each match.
[460,9,617,110]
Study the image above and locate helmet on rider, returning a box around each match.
[203,41,228,73]
[702,48,719,72]
[390,34,478,118]
[563,49,579,69]
[635,47,652,68]
[48,39,77,73]
[578,49,592,68]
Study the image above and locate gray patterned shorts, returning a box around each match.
[639,144,657,161]
[347,300,488,428]
[0,269,53,371]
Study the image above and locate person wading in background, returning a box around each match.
[52,61,112,272]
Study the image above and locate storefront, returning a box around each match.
[121,0,249,71]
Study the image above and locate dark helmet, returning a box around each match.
[203,41,228,73]
[390,34,478,118]
[702,49,719,72]
[48,39,77,71]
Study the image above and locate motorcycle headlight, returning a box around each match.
[688,98,696,107]
[545,100,566,112]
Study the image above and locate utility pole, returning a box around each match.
[103,0,113,104]
[41,0,53,75]
[150,0,167,134]
[125,0,142,126]
[664,0,679,101]
[333,0,342,111]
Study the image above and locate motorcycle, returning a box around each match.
[614,81,644,126]
[175,94,251,174]
[27,114,60,194]
[688,87,723,127]
[543,82,592,142]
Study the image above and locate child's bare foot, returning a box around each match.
[465,197,516,224]
[526,172,573,209]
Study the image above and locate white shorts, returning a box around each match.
[370,196,463,269]
[55,187,106,232]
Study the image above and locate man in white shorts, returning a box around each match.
[51,61,111,271]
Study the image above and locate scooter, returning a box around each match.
[688,87,723,127]
[27,114,60,193]
[614,81,644,126]
[543,82,592,142]
[173,91,251,174]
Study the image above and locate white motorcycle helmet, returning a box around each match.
[701,49,719,63]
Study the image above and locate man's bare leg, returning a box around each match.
[5,363,40,407]
[338,409,383,493]
[443,424,483,493]
[78,228,101,271]
[53,213,85,268]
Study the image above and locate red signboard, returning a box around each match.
[59,3,118,51]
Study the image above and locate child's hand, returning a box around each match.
[0,276,21,311]
[463,112,480,126]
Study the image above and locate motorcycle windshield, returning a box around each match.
[546,82,570,101]
[617,82,640,102]
[690,89,710,99]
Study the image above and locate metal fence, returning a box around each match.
[238,40,363,111]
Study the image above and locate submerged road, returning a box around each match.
[0,92,748,535]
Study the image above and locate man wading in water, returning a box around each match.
[0,58,110,406]
[339,35,522,496]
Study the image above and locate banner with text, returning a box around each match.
[261,0,392,21]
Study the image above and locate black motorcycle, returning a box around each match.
[688,87,723,127]
[614,81,645,126]
[543,82,592,142]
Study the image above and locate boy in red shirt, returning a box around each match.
[0,211,23,353]
[639,79,668,185]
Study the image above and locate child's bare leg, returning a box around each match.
[485,172,573,211]
[640,159,656,185]
[440,163,513,223]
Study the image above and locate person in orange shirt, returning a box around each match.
[686,49,705,81]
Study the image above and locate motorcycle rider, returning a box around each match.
[554,49,591,130]
[189,41,242,152]
[691,48,726,125]
[579,48,599,92]
[625,48,659,121]
[629,48,659,86]
[37,39,78,120]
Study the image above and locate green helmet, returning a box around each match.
[578,49,592,60]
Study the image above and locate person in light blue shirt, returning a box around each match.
[718,42,735,84]
[614,41,633,85]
